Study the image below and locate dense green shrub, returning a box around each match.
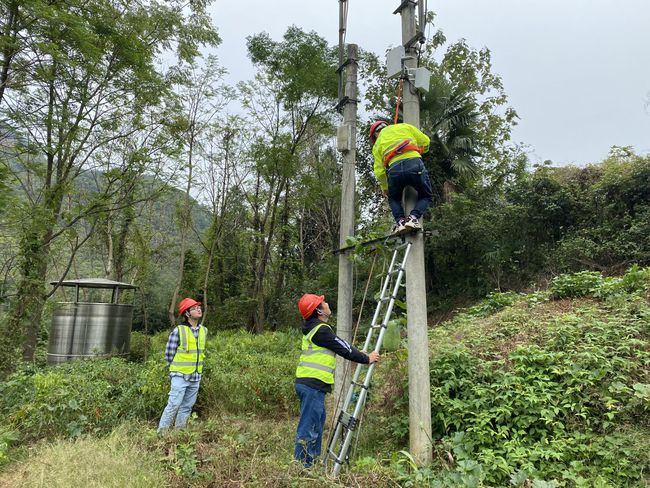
[421,153,650,310]
[198,329,300,415]
[129,331,153,362]
[386,269,650,486]
[0,330,304,446]
[550,271,603,298]
[0,359,161,441]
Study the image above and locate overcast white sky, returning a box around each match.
[210,0,650,165]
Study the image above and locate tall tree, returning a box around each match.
[0,0,219,365]
[241,27,337,333]
[0,0,23,106]
[165,55,229,326]
[95,113,178,282]
[195,119,248,323]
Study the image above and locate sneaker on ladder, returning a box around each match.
[404,215,421,230]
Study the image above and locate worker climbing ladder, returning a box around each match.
[325,231,414,477]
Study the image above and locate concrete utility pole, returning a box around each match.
[396,0,433,466]
[334,42,358,405]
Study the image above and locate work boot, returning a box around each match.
[404,215,421,230]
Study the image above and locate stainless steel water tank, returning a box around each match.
[47,278,137,364]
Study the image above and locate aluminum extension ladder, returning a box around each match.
[324,235,413,477]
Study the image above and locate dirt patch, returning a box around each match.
[495,330,542,360]
[535,298,576,315]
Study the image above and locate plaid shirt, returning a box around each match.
[165,325,203,382]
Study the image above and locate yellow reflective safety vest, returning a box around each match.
[295,323,336,384]
[169,325,207,375]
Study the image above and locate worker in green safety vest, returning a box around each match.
[294,293,380,469]
[370,120,433,233]
[157,297,207,432]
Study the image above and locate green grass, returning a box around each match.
[0,424,167,488]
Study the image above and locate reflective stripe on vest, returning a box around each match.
[295,323,336,384]
[170,325,206,375]
[382,139,422,168]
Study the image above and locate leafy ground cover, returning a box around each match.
[368,266,650,486]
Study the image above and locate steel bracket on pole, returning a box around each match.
[336,56,357,74]
[393,0,417,15]
[405,32,426,50]
[335,96,358,113]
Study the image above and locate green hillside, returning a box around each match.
[0,267,648,487]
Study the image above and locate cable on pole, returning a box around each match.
[337,0,349,104]
[416,0,428,68]
[394,78,405,124]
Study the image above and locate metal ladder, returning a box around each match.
[324,236,413,477]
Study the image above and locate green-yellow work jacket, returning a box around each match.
[372,123,430,191]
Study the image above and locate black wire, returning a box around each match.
[342,0,348,46]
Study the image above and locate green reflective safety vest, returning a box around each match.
[169,325,207,375]
[295,323,336,384]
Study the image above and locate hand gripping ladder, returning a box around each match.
[324,237,413,477]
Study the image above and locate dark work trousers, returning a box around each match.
[386,157,433,222]
[294,383,326,468]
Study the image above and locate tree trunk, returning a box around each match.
[10,219,52,362]
[13,65,64,362]
[113,200,135,282]
[442,180,457,203]
[269,184,291,330]
[202,220,220,322]
[250,176,286,333]
[0,2,19,106]
[168,131,195,325]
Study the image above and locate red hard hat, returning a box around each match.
[178,297,201,316]
[297,294,325,320]
[369,120,388,144]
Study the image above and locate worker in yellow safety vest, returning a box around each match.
[294,293,379,468]
[370,120,433,233]
[157,297,207,432]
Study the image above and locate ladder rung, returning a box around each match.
[337,411,359,431]
[351,381,368,390]
[327,449,344,465]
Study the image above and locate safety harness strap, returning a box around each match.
[383,140,422,168]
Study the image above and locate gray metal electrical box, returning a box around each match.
[413,67,431,92]
[386,46,405,78]
[337,124,352,152]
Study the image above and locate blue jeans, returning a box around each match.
[157,376,201,431]
[387,157,433,222]
[294,383,327,468]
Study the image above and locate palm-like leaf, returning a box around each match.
[421,87,481,185]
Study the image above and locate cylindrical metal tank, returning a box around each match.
[47,279,136,364]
